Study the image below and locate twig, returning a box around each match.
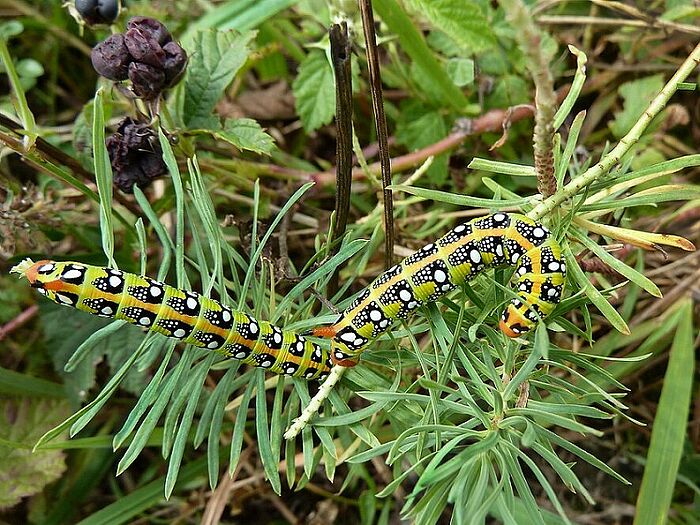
[536,15,700,36]
[0,305,38,341]
[283,365,347,440]
[359,0,394,269]
[328,23,354,297]
[310,85,571,187]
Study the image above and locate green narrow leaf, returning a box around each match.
[564,246,630,335]
[92,88,115,268]
[634,299,694,525]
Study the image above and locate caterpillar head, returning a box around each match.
[499,303,535,338]
[312,325,361,367]
[11,259,80,307]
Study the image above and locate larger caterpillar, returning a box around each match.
[315,212,565,366]
[12,213,565,377]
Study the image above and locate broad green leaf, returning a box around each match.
[0,398,69,509]
[213,118,276,154]
[445,57,475,87]
[182,29,255,129]
[40,302,148,402]
[395,102,448,184]
[373,0,468,110]
[634,300,694,525]
[292,49,335,132]
[408,0,496,53]
[609,74,665,138]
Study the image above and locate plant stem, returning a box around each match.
[530,40,700,221]
[498,0,557,197]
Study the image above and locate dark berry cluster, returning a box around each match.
[106,117,168,193]
[91,17,187,100]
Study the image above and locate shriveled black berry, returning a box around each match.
[162,41,187,87]
[127,16,172,46]
[91,33,131,80]
[128,62,165,100]
[124,27,165,68]
[107,117,168,193]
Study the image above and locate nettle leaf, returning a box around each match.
[183,29,256,129]
[215,118,276,154]
[395,101,448,184]
[609,74,665,139]
[408,0,496,53]
[39,302,148,402]
[0,397,69,510]
[292,49,335,132]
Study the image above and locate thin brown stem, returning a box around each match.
[359,0,394,269]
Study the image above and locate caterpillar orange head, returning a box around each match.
[10,259,77,306]
[499,303,534,338]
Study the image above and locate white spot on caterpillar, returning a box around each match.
[63,269,82,280]
[139,317,151,326]
[370,309,382,321]
[454,224,466,233]
[434,269,446,283]
[39,263,54,272]
[186,297,198,309]
[493,213,506,222]
[150,286,161,297]
[208,341,220,349]
[407,301,418,309]
[547,288,557,297]
[101,306,113,315]
[174,329,186,338]
[470,249,481,263]
[56,294,73,305]
[235,351,247,359]
[109,276,122,287]
[495,244,503,257]
[561,263,566,273]
[399,290,412,302]
[222,309,231,322]
[296,341,304,352]
[548,261,560,272]
[273,332,282,344]
[511,253,520,263]
[340,332,356,342]
[533,227,546,238]
[379,319,388,328]
[335,351,346,359]
[249,322,258,334]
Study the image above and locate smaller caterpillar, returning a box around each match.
[11,259,333,381]
[314,212,565,366]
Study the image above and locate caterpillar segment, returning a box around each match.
[11,259,332,380]
[314,213,566,366]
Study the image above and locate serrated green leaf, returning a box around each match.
[408,0,496,53]
[609,74,665,138]
[0,398,69,509]
[183,29,255,129]
[395,102,448,184]
[40,302,149,402]
[445,57,475,87]
[292,49,335,132]
[210,118,276,154]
